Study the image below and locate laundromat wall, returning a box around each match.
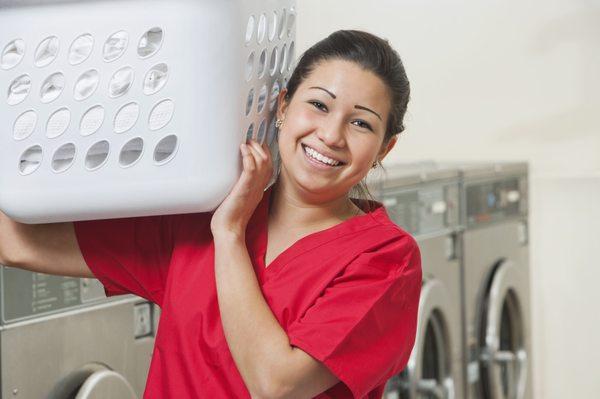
[296,1,600,398]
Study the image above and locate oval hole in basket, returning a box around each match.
[269,81,280,112]
[1,39,25,70]
[278,9,287,39]
[245,15,256,44]
[34,36,59,67]
[257,119,267,144]
[13,110,37,141]
[269,47,278,76]
[143,63,169,95]
[138,27,163,58]
[85,140,110,170]
[74,69,100,101]
[257,14,267,44]
[80,105,105,136]
[119,137,144,167]
[245,52,255,82]
[103,30,128,62]
[154,135,178,164]
[19,145,43,175]
[8,74,31,105]
[257,49,267,78]
[109,66,134,98]
[257,85,267,113]
[268,11,277,41]
[246,88,254,116]
[287,9,296,37]
[69,34,94,65]
[246,123,255,142]
[280,44,287,75]
[40,72,65,103]
[148,99,174,131]
[51,143,76,173]
[287,42,295,71]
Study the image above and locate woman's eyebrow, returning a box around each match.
[355,105,382,121]
[309,86,382,121]
[310,86,336,98]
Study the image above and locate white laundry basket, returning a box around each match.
[0,0,296,223]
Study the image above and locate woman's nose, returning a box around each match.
[316,118,346,148]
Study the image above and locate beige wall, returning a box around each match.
[295,1,600,397]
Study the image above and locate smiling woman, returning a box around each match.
[0,29,420,399]
[208,30,419,398]
[275,59,395,210]
[276,30,411,211]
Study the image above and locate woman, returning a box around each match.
[0,30,421,398]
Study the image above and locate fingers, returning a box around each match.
[246,139,272,167]
[247,139,269,162]
[240,143,257,173]
[241,140,273,186]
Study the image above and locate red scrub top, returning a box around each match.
[74,188,422,398]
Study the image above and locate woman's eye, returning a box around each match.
[352,120,372,131]
[309,101,327,111]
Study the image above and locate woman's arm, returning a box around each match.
[211,140,339,398]
[214,233,339,399]
[0,211,93,278]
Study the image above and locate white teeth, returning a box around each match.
[304,145,341,166]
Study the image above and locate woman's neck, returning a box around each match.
[268,180,363,230]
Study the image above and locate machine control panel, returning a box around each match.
[1,266,107,324]
[465,176,527,227]
[382,182,460,236]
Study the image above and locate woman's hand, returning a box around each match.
[210,140,273,239]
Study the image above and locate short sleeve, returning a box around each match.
[287,235,422,398]
[73,214,177,306]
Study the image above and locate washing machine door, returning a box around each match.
[384,279,455,399]
[48,364,137,399]
[479,260,528,399]
[74,369,137,399]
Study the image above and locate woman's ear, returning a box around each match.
[276,88,289,120]
[377,135,398,162]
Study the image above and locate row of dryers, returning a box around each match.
[372,162,532,399]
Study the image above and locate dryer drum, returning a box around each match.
[46,362,135,399]
[384,280,456,399]
[479,260,528,399]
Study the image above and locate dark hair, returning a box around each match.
[281,30,411,210]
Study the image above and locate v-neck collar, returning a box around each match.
[246,187,391,284]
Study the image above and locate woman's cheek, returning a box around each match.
[295,107,320,128]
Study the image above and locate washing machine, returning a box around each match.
[0,266,158,398]
[458,163,532,399]
[371,164,464,399]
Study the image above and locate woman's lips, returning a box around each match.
[301,144,344,170]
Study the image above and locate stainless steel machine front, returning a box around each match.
[374,164,464,399]
[0,266,158,398]
[458,163,532,399]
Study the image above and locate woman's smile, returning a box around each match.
[300,143,345,170]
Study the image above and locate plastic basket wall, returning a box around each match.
[0,0,296,223]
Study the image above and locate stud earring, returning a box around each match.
[372,161,378,169]
[275,118,284,128]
